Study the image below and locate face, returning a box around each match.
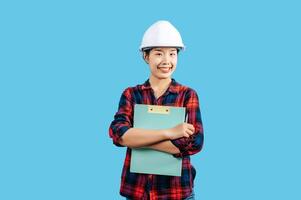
[144,47,178,80]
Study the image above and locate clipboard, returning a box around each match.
[130,104,186,176]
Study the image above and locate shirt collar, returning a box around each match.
[141,78,180,94]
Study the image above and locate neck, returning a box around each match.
[149,76,172,91]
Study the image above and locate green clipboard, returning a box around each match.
[130,104,186,176]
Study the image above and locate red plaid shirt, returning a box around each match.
[109,79,204,200]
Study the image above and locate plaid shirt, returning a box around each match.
[109,79,204,200]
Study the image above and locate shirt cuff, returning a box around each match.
[170,138,193,158]
[114,125,130,147]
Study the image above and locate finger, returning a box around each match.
[183,132,190,138]
[185,129,194,136]
[187,124,195,132]
[186,126,194,133]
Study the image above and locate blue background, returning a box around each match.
[1,0,300,199]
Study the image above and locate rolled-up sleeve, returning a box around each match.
[109,88,133,147]
[171,89,204,157]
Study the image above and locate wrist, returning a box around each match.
[162,128,171,140]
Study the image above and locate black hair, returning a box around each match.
[143,48,152,56]
[142,48,180,56]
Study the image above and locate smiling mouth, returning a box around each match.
[157,66,173,73]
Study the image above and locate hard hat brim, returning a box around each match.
[140,46,185,52]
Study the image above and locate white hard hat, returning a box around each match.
[139,20,185,51]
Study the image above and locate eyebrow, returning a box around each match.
[153,48,177,52]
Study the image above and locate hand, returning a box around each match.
[166,123,195,140]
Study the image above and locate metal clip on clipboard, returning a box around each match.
[147,105,170,114]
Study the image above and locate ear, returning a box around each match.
[143,52,149,64]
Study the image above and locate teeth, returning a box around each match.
[158,67,172,73]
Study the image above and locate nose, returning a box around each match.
[161,55,171,66]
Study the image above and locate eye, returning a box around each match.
[155,53,162,56]
[170,53,176,56]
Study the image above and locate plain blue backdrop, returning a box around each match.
[0,0,300,199]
